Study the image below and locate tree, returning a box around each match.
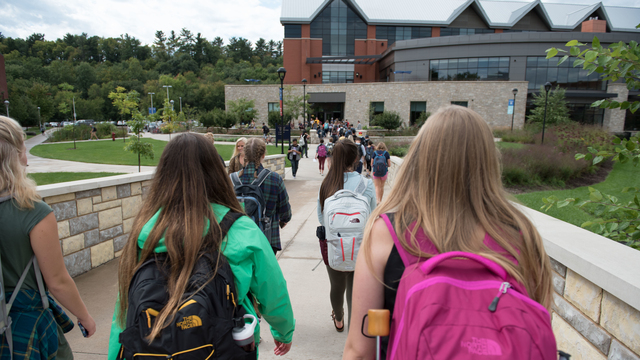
[125,111,154,172]
[227,98,257,126]
[371,111,403,130]
[283,86,310,125]
[543,28,640,250]
[268,111,280,129]
[525,85,570,129]
[415,111,431,128]
[213,109,237,132]
[546,33,640,114]
[160,98,178,136]
[108,86,140,121]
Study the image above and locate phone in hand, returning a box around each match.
[78,322,88,337]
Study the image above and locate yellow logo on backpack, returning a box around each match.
[177,315,202,330]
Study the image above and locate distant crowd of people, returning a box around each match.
[0,106,558,359]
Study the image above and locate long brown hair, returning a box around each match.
[364,106,553,308]
[318,139,358,212]
[0,116,39,209]
[117,133,243,340]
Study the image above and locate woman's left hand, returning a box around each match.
[274,340,292,356]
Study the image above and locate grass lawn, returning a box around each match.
[30,138,289,167]
[514,161,640,228]
[28,172,125,186]
[496,142,526,150]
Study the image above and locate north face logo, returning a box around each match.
[350,218,360,223]
[177,315,202,330]
[460,338,502,356]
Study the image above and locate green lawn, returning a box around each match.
[514,161,640,228]
[496,141,526,150]
[28,172,125,186]
[30,138,288,167]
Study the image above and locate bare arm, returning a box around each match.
[30,213,96,337]
[343,218,394,360]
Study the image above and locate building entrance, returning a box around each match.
[310,102,344,123]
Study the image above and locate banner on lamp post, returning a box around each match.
[279,88,283,117]
[507,99,514,115]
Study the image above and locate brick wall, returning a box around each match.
[386,156,640,359]
[38,154,287,277]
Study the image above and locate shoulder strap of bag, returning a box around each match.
[380,213,411,267]
[219,211,243,240]
[354,176,368,195]
[6,256,49,312]
[252,168,271,187]
[230,172,242,187]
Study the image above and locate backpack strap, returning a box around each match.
[230,172,242,187]
[354,176,368,195]
[380,213,412,267]
[251,168,271,187]
[219,211,243,240]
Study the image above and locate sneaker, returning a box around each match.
[293,175,296,179]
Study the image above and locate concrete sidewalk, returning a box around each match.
[64,148,392,359]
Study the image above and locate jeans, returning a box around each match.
[291,159,299,177]
[302,145,308,158]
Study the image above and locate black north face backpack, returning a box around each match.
[117,211,256,360]
[230,169,272,240]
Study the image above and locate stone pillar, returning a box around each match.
[602,83,629,133]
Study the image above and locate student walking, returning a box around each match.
[343,106,556,359]
[1,116,96,359]
[316,139,328,175]
[241,138,292,255]
[288,139,302,179]
[371,142,391,203]
[300,131,309,158]
[108,134,295,359]
[317,139,376,333]
[227,137,247,174]
[326,137,335,171]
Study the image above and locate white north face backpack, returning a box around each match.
[322,176,371,272]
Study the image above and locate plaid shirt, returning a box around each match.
[239,163,292,250]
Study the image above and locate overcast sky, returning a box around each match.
[1,0,639,46]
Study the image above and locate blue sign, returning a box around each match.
[507,99,514,115]
[276,124,290,146]
[148,107,157,115]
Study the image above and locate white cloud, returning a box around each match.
[0,0,284,46]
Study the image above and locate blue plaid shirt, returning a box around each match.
[239,163,292,250]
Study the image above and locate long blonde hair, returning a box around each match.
[0,116,40,209]
[232,137,247,158]
[363,106,552,307]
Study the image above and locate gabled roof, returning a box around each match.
[280,0,640,32]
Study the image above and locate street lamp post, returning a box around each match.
[541,82,552,145]
[302,78,307,129]
[73,97,78,149]
[170,100,174,111]
[510,88,518,131]
[37,107,41,128]
[163,85,172,101]
[4,100,9,117]
[148,92,155,116]
[277,67,287,154]
[179,96,182,113]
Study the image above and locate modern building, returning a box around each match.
[226,0,640,131]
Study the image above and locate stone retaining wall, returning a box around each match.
[37,154,286,277]
[387,156,640,360]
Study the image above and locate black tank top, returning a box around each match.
[379,244,405,358]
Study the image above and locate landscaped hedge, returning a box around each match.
[48,123,120,142]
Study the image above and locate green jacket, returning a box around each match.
[107,203,296,359]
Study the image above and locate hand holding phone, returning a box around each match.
[78,322,88,337]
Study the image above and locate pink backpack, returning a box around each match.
[317,144,327,158]
[380,214,557,360]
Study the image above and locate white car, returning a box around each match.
[49,122,59,127]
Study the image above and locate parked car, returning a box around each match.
[61,121,73,127]
[49,122,59,127]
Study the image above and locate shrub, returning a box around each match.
[48,123,118,142]
[371,111,403,130]
[499,129,536,144]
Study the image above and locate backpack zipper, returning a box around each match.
[488,282,511,312]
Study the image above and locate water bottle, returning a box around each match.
[232,314,257,352]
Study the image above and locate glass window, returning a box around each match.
[268,102,280,112]
[525,56,606,91]
[410,101,427,125]
[371,102,384,115]
[451,101,468,107]
[322,71,354,84]
[284,24,302,38]
[440,28,494,36]
[309,0,366,56]
[376,26,431,46]
[430,57,509,82]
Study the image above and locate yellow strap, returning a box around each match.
[178,299,197,311]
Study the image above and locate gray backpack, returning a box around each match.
[0,195,49,360]
[322,177,371,271]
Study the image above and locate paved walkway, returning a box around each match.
[34,135,391,359]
